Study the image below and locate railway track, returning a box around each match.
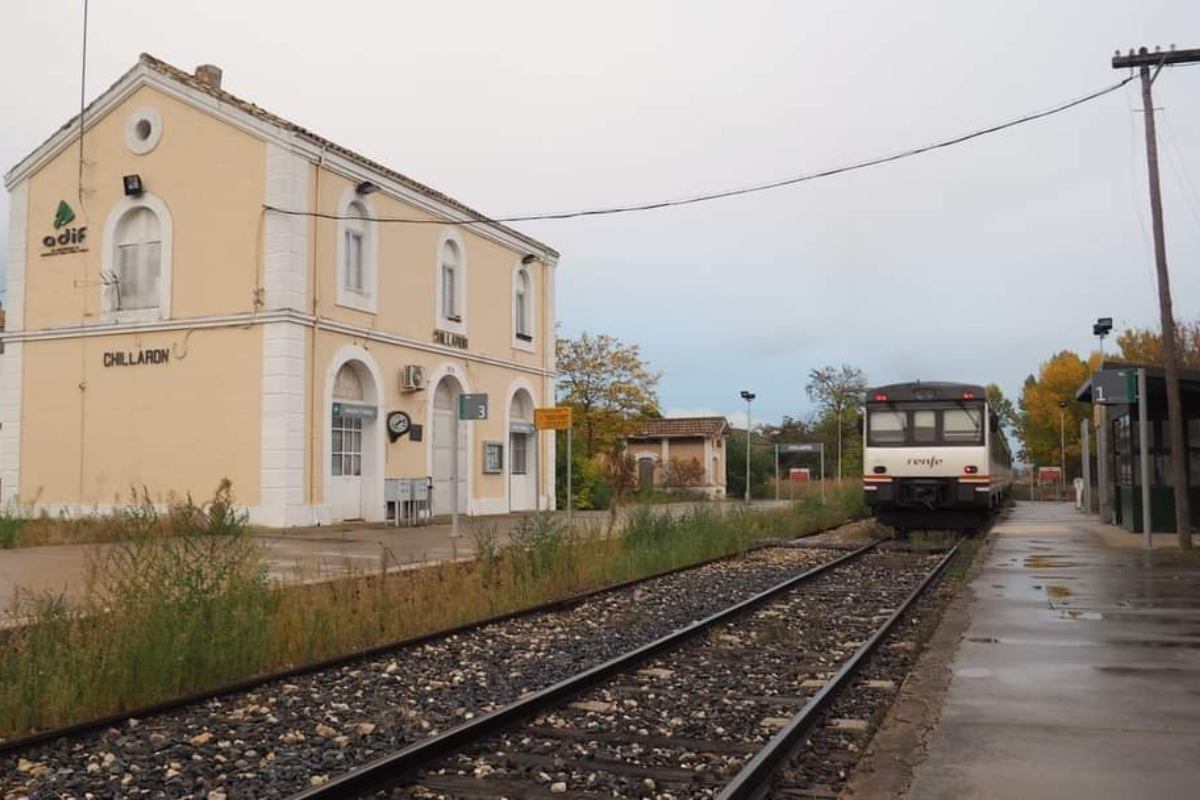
[0,525,874,800]
[293,539,959,800]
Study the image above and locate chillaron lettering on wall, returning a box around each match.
[102,348,170,367]
[40,201,88,257]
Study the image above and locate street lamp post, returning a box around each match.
[1058,399,1068,501]
[740,390,756,504]
[1093,316,1113,521]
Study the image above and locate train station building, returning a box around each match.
[1,54,559,525]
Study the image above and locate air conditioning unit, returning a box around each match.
[401,364,426,392]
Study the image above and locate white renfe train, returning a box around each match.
[862,381,1012,531]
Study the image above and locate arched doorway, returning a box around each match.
[509,389,536,511]
[432,375,468,516]
[329,360,380,521]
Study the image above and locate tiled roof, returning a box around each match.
[629,417,730,439]
[9,54,557,258]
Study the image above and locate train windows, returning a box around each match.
[867,404,987,447]
[869,410,907,444]
[943,408,984,444]
[913,410,937,443]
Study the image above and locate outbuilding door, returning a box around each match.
[638,457,656,491]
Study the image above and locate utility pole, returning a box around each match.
[1058,400,1068,502]
[1112,46,1199,549]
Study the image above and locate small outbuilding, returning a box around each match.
[623,417,730,498]
[1076,364,1200,532]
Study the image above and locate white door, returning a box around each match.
[331,410,363,520]
[432,380,467,515]
[509,430,536,511]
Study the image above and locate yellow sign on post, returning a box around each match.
[534,406,572,430]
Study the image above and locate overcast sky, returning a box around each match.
[3,1,1199,427]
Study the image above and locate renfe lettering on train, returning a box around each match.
[905,456,945,468]
[102,348,170,368]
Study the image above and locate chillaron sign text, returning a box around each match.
[103,348,170,368]
[41,201,88,257]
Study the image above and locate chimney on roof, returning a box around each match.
[194,64,223,91]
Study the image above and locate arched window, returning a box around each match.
[114,207,162,310]
[343,202,367,294]
[514,268,531,339]
[440,240,462,322]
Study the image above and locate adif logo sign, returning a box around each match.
[41,200,88,255]
[906,456,944,469]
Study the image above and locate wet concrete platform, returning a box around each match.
[906,502,1200,799]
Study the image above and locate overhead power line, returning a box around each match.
[264,74,1136,226]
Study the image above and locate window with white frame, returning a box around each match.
[335,190,377,313]
[113,206,162,311]
[440,240,462,322]
[343,202,367,294]
[514,268,531,340]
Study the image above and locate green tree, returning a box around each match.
[556,333,661,458]
[726,429,775,500]
[805,365,868,480]
[986,383,1018,432]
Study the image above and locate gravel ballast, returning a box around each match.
[1,543,847,800]
[398,548,942,799]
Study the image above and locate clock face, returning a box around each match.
[388,411,411,435]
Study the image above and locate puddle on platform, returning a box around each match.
[1094,665,1188,675]
[956,667,995,678]
[1024,555,1086,569]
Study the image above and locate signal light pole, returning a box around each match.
[1112,46,1199,549]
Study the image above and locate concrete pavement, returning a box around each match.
[905,502,1200,799]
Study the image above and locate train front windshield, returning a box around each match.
[867,403,984,447]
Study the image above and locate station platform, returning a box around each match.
[905,502,1200,799]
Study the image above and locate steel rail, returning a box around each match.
[0,519,856,755]
[717,540,962,800]
[289,538,884,800]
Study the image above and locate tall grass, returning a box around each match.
[0,484,864,738]
[0,480,247,549]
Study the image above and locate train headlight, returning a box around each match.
[964,465,979,474]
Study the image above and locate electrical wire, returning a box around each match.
[1159,111,1200,234]
[263,74,1136,226]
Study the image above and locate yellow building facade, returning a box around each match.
[2,55,558,525]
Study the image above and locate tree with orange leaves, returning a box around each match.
[1017,350,1099,475]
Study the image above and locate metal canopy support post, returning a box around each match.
[1096,404,1110,522]
[1138,368,1153,548]
[1081,418,1092,513]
